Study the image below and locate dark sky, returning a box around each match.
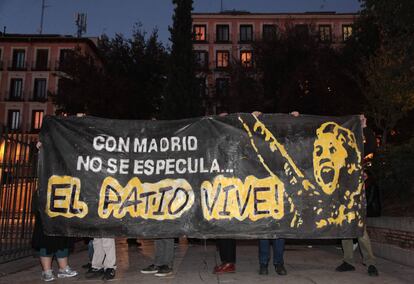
[0,0,361,43]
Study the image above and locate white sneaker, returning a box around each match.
[41,270,55,282]
[57,266,78,278]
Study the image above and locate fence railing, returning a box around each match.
[0,126,38,263]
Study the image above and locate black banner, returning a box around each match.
[38,113,365,239]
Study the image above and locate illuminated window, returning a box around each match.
[342,25,353,41]
[240,51,253,68]
[32,110,44,130]
[319,25,332,42]
[216,25,229,42]
[7,110,20,130]
[240,25,253,42]
[193,25,207,41]
[216,50,229,68]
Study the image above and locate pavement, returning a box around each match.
[0,239,413,284]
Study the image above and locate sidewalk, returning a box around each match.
[0,239,413,283]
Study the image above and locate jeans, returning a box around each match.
[154,238,174,267]
[259,239,285,265]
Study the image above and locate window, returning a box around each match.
[35,49,49,70]
[0,48,3,70]
[240,25,253,42]
[9,78,23,100]
[11,49,26,70]
[319,25,332,42]
[33,78,47,100]
[215,78,229,97]
[195,77,207,98]
[342,25,353,41]
[32,110,44,130]
[193,25,207,41]
[58,49,73,69]
[194,51,208,69]
[7,110,21,130]
[240,51,253,68]
[216,51,230,68]
[295,24,309,36]
[216,25,229,42]
[263,24,277,40]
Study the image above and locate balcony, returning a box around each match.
[7,61,28,71]
[192,33,209,43]
[28,91,50,102]
[31,61,51,71]
[238,33,255,44]
[214,33,231,44]
[5,91,25,102]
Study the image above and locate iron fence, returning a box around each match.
[0,126,38,263]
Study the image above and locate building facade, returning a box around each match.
[0,34,100,132]
[192,11,357,114]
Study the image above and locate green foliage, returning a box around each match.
[55,25,167,119]
[251,25,362,115]
[162,0,203,119]
[371,138,414,215]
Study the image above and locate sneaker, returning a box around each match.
[85,267,104,278]
[57,266,78,278]
[140,264,159,274]
[335,262,355,272]
[102,268,116,280]
[275,264,287,275]
[259,264,268,275]
[154,265,173,277]
[41,270,55,282]
[368,265,379,277]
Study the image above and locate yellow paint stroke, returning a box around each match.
[46,175,88,218]
[201,175,284,221]
[98,177,194,220]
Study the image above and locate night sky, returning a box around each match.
[0,0,361,44]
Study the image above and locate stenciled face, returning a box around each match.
[313,132,348,195]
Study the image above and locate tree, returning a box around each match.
[162,0,203,119]
[346,0,414,145]
[252,25,361,115]
[359,46,414,145]
[55,26,167,119]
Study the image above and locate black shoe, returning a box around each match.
[368,265,379,277]
[140,264,159,274]
[259,264,268,275]
[102,268,116,280]
[154,265,173,277]
[85,267,104,278]
[335,262,355,272]
[275,264,287,275]
[82,263,92,269]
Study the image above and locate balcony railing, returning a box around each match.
[7,61,28,71]
[192,33,209,43]
[5,91,25,101]
[31,61,51,71]
[28,91,49,102]
[214,33,231,44]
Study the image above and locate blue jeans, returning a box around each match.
[259,239,285,265]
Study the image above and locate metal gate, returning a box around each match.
[0,127,38,263]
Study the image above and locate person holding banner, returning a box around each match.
[32,142,78,282]
[85,238,117,280]
[140,238,175,276]
[335,114,379,277]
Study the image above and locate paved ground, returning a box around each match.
[0,239,413,284]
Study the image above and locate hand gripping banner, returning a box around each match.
[38,113,365,239]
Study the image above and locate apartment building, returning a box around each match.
[0,34,100,132]
[192,11,357,114]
